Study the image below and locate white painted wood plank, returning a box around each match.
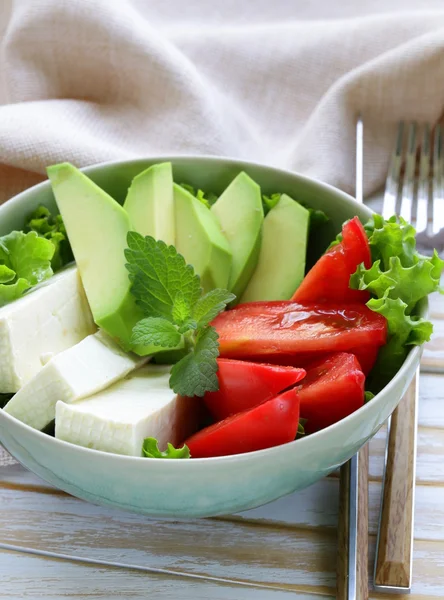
[0,550,320,600]
[0,486,338,589]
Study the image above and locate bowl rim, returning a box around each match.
[0,154,424,465]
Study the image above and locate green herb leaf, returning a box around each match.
[366,291,433,391]
[25,206,73,270]
[125,233,202,321]
[364,391,375,404]
[172,291,191,324]
[142,437,191,459]
[0,231,55,307]
[262,193,281,215]
[347,214,443,392]
[179,183,218,208]
[169,326,220,397]
[297,422,305,438]
[193,289,236,328]
[351,253,443,313]
[131,317,182,348]
[0,265,16,284]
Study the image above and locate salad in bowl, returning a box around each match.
[0,157,439,517]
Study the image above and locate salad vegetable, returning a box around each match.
[25,205,73,270]
[185,388,300,458]
[1,162,442,461]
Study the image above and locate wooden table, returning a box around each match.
[1,288,444,599]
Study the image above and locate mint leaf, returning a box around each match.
[142,437,190,459]
[193,289,236,328]
[169,326,220,397]
[25,206,73,270]
[125,233,201,322]
[131,317,182,348]
[172,291,191,324]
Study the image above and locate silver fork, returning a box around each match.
[374,121,444,594]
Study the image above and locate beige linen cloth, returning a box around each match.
[1,0,444,466]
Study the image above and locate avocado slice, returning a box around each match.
[174,184,232,293]
[123,162,175,246]
[47,163,145,352]
[211,172,263,301]
[240,194,309,302]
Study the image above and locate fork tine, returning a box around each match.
[433,124,444,235]
[382,122,404,219]
[399,122,417,223]
[415,124,431,234]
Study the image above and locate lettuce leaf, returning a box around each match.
[0,231,54,307]
[179,183,218,209]
[142,437,190,459]
[25,205,73,271]
[350,215,443,391]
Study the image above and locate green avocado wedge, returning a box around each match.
[47,163,158,354]
[211,172,263,302]
[173,184,232,294]
[123,162,175,246]
[240,194,309,302]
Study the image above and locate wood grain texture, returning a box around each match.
[337,460,351,599]
[357,444,369,599]
[374,372,418,589]
[1,550,321,600]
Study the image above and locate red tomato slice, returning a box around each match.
[348,344,379,376]
[297,353,365,434]
[292,217,371,304]
[212,301,387,359]
[186,389,300,458]
[244,344,379,376]
[204,358,305,421]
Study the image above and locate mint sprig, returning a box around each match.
[170,326,220,397]
[142,437,190,459]
[125,233,235,397]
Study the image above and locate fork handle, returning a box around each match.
[337,444,369,600]
[374,370,418,590]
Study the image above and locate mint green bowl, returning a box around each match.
[0,157,424,518]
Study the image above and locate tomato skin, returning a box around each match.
[349,344,379,376]
[244,344,379,376]
[204,358,305,421]
[186,389,300,458]
[292,217,371,304]
[212,301,387,359]
[297,353,365,434]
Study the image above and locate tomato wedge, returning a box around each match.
[292,216,371,304]
[212,301,387,359]
[297,353,365,434]
[204,358,305,421]
[186,389,300,458]
[245,344,379,376]
[348,344,380,375]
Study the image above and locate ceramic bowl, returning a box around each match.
[0,156,423,518]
